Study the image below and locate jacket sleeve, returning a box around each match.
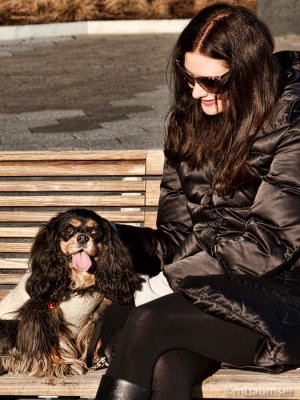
[116,159,193,276]
[165,118,300,289]
[155,159,193,261]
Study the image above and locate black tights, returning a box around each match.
[151,349,219,400]
[104,293,262,400]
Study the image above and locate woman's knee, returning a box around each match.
[115,294,184,355]
[153,350,184,378]
[123,304,160,337]
[153,349,220,389]
[151,350,205,400]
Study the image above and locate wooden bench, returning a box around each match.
[0,149,299,399]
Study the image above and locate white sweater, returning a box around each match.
[0,271,173,334]
[0,272,103,337]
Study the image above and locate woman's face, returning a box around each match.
[184,52,229,115]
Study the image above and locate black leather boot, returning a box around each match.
[95,375,152,400]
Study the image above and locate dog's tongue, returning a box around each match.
[72,251,92,271]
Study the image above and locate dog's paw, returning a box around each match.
[90,355,109,370]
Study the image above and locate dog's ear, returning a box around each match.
[16,299,59,357]
[15,298,76,376]
[95,220,144,304]
[26,214,71,303]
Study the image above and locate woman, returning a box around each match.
[95,2,300,399]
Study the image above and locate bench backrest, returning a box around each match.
[1,150,300,400]
[0,150,164,300]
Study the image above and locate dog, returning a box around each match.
[0,208,143,377]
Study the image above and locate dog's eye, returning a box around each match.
[90,228,100,239]
[64,226,76,236]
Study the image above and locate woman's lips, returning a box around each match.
[201,99,216,106]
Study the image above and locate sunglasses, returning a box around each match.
[175,59,229,94]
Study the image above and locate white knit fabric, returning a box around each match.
[134,271,173,306]
[0,271,103,337]
[0,269,173,334]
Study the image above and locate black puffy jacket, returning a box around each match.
[118,51,300,372]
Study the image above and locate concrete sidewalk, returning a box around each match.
[0,33,299,151]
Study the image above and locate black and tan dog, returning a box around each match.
[0,208,143,377]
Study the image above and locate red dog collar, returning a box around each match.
[48,302,58,309]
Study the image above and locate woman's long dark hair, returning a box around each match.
[165,2,282,195]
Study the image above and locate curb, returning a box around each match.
[0,19,190,41]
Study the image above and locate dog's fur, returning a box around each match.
[0,208,143,377]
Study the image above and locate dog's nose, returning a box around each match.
[77,234,89,244]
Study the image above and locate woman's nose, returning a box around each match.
[191,82,207,99]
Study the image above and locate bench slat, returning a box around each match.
[0,370,106,397]
[0,180,146,192]
[0,243,32,253]
[0,161,145,176]
[0,211,145,223]
[0,195,145,207]
[0,289,11,300]
[0,368,299,398]
[196,368,300,399]
[0,273,24,284]
[1,224,171,238]
[0,227,38,238]
[0,258,28,269]
[0,150,148,161]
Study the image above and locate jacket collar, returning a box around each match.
[260,51,300,134]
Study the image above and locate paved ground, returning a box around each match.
[0,33,300,151]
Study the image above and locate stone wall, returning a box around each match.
[257,0,300,36]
